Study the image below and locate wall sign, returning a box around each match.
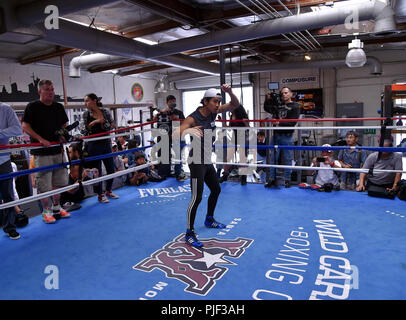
[280,76,318,85]
[131,83,144,102]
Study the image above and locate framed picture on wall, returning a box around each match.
[293,88,323,116]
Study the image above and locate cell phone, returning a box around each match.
[317,157,326,162]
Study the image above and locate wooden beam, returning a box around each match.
[123,20,181,38]
[19,48,81,65]
[88,60,149,73]
[119,65,170,76]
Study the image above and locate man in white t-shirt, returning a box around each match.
[311,144,342,190]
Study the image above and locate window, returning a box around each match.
[182,86,254,121]
[181,86,254,172]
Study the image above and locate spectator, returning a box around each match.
[111,141,126,187]
[219,104,249,185]
[264,87,300,188]
[68,143,82,161]
[116,135,129,168]
[127,152,148,186]
[255,131,267,183]
[0,102,23,239]
[112,142,125,172]
[82,93,119,203]
[60,164,90,208]
[356,138,402,192]
[116,135,128,151]
[22,79,71,224]
[153,95,187,181]
[311,144,341,191]
[338,131,367,190]
[10,161,23,215]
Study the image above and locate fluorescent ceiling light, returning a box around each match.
[134,37,158,46]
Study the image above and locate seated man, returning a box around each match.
[310,144,341,191]
[60,165,94,209]
[338,131,367,190]
[356,138,402,193]
[127,152,149,186]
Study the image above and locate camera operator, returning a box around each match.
[153,95,187,181]
[264,87,300,188]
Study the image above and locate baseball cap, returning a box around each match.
[322,144,333,151]
[203,88,221,99]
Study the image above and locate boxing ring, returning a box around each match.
[0,117,405,300]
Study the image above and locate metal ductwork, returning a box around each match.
[395,0,406,23]
[39,19,219,76]
[168,57,382,83]
[69,54,125,78]
[239,56,382,76]
[9,0,392,77]
[145,0,396,59]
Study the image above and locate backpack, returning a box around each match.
[15,212,29,228]
[398,138,406,157]
[396,179,406,201]
[367,184,396,199]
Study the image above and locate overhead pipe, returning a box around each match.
[145,0,396,58]
[239,57,382,75]
[167,57,382,83]
[39,19,219,76]
[69,54,126,78]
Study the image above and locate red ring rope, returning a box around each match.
[0,120,157,149]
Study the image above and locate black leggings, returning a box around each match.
[187,163,221,231]
[86,140,115,195]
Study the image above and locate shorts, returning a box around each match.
[34,153,68,193]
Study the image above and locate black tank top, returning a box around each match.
[188,107,217,164]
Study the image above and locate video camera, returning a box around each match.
[264,82,285,118]
[55,121,79,142]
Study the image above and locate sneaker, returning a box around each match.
[59,208,70,218]
[62,202,74,209]
[98,193,110,203]
[219,172,229,183]
[106,191,119,199]
[176,173,188,182]
[185,230,203,248]
[204,217,226,229]
[42,210,56,224]
[6,229,20,240]
[265,179,278,188]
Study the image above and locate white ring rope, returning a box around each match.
[0,161,157,210]
[218,125,404,131]
[213,161,406,174]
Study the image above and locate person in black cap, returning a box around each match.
[154,95,187,181]
[218,104,250,185]
[172,84,240,248]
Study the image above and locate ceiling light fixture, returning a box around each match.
[345,38,367,68]
[304,53,311,61]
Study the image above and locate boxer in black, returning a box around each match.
[173,84,240,248]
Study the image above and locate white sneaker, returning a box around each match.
[98,194,109,203]
[106,191,119,199]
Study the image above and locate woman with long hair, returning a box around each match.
[82,93,119,203]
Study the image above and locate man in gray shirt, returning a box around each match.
[356,139,403,192]
[0,102,23,239]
